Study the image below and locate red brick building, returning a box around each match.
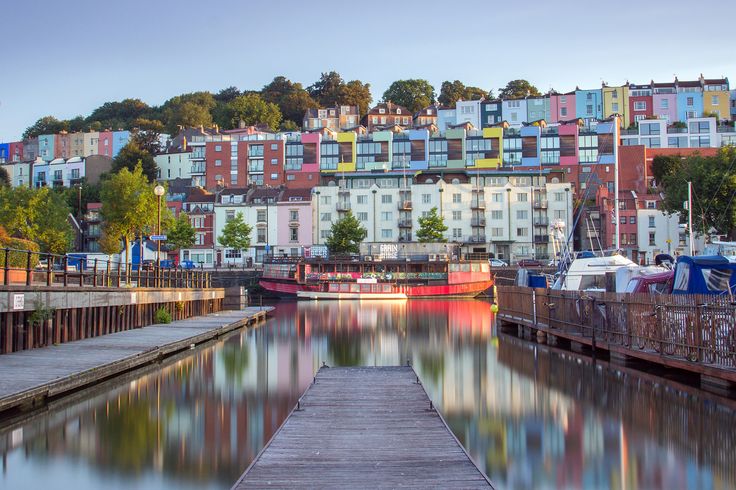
[365,102,413,132]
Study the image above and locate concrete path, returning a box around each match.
[0,307,272,414]
[234,366,492,489]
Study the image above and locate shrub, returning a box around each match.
[0,225,41,268]
[154,307,172,324]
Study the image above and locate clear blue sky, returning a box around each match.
[2,0,734,141]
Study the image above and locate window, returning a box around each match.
[381,229,393,239]
[640,123,660,136]
[226,210,235,222]
[649,232,656,246]
[648,216,655,228]
[215,159,222,166]
[517,228,529,237]
[257,228,266,243]
[422,193,431,204]
[711,95,719,106]
[686,97,694,107]
[271,143,278,151]
[357,212,368,221]
[321,212,331,222]
[560,107,567,117]
[612,103,619,112]
[620,216,626,224]
[356,195,367,204]
[452,193,461,203]
[320,195,331,205]
[290,228,298,242]
[380,211,393,221]
[452,211,462,220]
[517,210,528,220]
[630,217,636,224]
[257,209,267,222]
[271,158,278,165]
[661,99,669,109]
[452,228,462,239]
[225,248,242,259]
[517,193,528,202]
[381,194,392,204]
[491,227,503,237]
[634,101,646,111]
[215,145,222,151]
[689,121,710,134]
[554,192,564,202]
[290,210,298,221]
[269,173,277,180]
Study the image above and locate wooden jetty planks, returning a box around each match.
[0,307,271,413]
[234,366,492,489]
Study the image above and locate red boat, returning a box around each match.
[260,255,493,299]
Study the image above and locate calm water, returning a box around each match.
[1,300,734,490]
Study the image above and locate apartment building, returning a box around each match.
[303,105,360,131]
[365,102,413,132]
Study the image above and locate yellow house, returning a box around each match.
[602,84,629,127]
[473,127,503,169]
[702,78,730,121]
[336,132,356,173]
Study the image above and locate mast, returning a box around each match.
[613,114,620,251]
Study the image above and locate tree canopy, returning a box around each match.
[654,148,736,237]
[100,163,168,268]
[166,213,196,251]
[308,72,373,116]
[382,79,436,114]
[23,116,67,139]
[228,94,282,131]
[161,92,216,133]
[416,207,448,243]
[86,98,151,130]
[0,167,9,187]
[498,79,541,99]
[0,186,73,253]
[438,80,491,106]
[112,141,158,182]
[218,211,252,251]
[325,210,367,255]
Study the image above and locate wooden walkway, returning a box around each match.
[0,307,271,415]
[234,366,492,489]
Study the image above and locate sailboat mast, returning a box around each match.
[613,114,620,251]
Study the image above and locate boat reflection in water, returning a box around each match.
[0,300,733,490]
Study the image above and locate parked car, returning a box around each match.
[489,259,508,267]
[141,260,155,271]
[517,259,543,267]
[178,260,196,270]
[160,259,177,269]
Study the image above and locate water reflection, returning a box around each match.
[0,300,733,490]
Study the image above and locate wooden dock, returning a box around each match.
[233,366,492,489]
[0,307,271,415]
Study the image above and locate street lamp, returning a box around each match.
[154,184,165,275]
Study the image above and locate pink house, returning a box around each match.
[652,82,677,123]
[98,131,113,157]
[549,91,576,123]
[284,132,321,189]
[558,121,580,166]
[276,188,313,253]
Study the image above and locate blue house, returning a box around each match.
[407,129,429,170]
[38,134,55,162]
[519,126,540,167]
[676,81,703,121]
[575,89,602,120]
[0,143,9,162]
[112,130,131,158]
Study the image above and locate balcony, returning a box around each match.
[398,234,412,242]
[470,217,486,227]
[534,235,550,244]
[191,164,206,174]
[398,219,413,228]
[470,199,486,210]
[666,127,688,134]
[469,235,487,243]
[717,125,736,133]
[532,200,548,209]
[336,202,351,212]
[533,217,549,227]
[397,200,413,211]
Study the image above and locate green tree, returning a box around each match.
[166,213,196,252]
[212,101,235,129]
[161,92,216,133]
[227,94,282,131]
[498,79,541,99]
[99,164,161,271]
[325,210,367,255]
[218,211,252,251]
[112,140,158,182]
[382,79,436,114]
[656,147,736,236]
[280,120,300,131]
[340,79,372,116]
[0,167,9,187]
[214,86,241,103]
[308,71,345,106]
[0,186,73,253]
[22,116,67,139]
[279,89,318,126]
[86,98,151,130]
[63,179,101,219]
[651,154,682,187]
[438,80,491,106]
[416,207,447,243]
[130,118,164,154]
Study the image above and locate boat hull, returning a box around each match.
[296,291,408,300]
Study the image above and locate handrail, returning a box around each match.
[0,247,212,289]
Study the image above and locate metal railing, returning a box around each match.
[0,247,211,289]
[497,286,736,372]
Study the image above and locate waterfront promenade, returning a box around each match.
[235,366,492,489]
[0,307,271,415]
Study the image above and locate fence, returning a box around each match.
[0,248,211,289]
[496,286,736,377]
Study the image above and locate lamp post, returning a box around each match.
[154,185,165,277]
[565,187,571,255]
[372,189,377,242]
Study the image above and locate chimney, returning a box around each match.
[182,136,187,152]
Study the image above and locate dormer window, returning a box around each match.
[396,109,401,114]
[379,108,386,114]
[427,109,433,115]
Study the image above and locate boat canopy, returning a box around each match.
[672,255,736,295]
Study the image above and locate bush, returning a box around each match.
[154,307,172,324]
[0,225,41,268]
